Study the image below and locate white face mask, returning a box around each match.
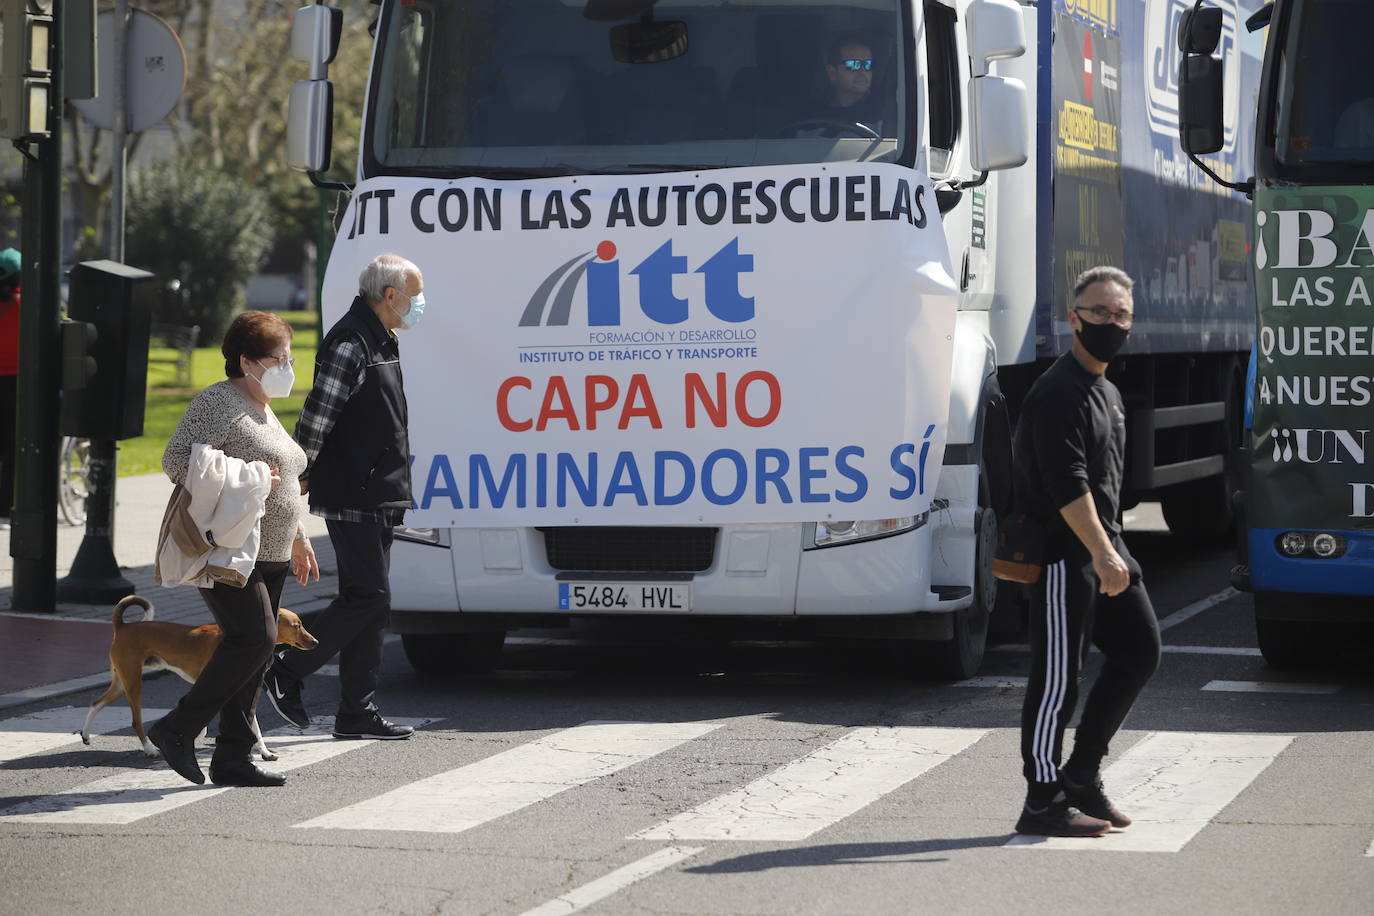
[252,359,295,399]
[388,290,426,330]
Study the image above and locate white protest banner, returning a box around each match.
[321,162,958,527]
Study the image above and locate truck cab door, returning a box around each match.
[923,0,983,307]
[927,0,1029,311]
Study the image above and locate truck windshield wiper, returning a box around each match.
[1301,158,1374,166]
[447,165,610,179]
[624,163,726,172]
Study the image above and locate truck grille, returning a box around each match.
[541,527,717,573]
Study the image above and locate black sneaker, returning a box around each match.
[263,666,309,729]
[1015,794,1110,837]
[1061,773,1132,828]
[332,712,414,740]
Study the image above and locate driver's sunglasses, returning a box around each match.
[1073,305,1134,329]
[840,58,874,71]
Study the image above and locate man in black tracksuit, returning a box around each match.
[263,254,425,741]
[1012,266,1161,837]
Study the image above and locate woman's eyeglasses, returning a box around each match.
[840,58,874,71]
[263,355,297,368]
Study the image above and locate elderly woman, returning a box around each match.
[148,311,320,787]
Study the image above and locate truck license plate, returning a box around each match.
[558,582,690,611]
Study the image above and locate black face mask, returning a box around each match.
[1075,320,1130,362]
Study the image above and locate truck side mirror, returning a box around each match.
[969,76,1029,171]
[1177,4,1225,156]
[292,3,343,80]
[1178,6,1223,54]
[288,80,334,173]
[286,4,343,178]
[967,0,1026,78]
[1178,54,1224,155]
[966,0,1029,171]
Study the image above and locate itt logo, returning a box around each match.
[519,238,755,327]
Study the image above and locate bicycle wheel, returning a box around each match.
[58,437,91,527]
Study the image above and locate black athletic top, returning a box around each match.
[1012,352,1127,557]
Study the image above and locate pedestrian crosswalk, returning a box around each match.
[0,707,1369,862]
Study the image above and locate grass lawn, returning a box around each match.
[119,311,322,477]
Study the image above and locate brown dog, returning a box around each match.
[81,595,319,761]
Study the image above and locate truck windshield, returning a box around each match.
[1273,0,1374,168]
[367,0,909,177]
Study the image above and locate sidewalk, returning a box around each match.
[0,472,335,709]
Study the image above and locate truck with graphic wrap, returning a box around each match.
[1178,0,1374,666]
[285,0,1260,678]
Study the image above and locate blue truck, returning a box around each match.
[1179,0,1374,666]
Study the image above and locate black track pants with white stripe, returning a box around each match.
[1020,548,1161,786]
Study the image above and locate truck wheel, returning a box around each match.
[927,505,995,680]
[920,385,1010,679]
[1255,617,1318,668]
[401,631,506,675]
[1254,592,1317,668]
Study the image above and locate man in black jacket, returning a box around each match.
[1012,266,1161,837]
[264,253,424,740]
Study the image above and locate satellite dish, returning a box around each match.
[71,9,187,132]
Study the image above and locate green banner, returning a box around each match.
[1252,186,1374,530]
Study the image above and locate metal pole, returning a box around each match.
[317,188,329,341]
[57,0,133,603]
[110,0,127,263]
[11,2,66,611]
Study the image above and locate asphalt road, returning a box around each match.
[2,517,1372,916]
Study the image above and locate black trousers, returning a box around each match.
[163,561,288,760]
[275,519,393,718]
[1020,539,1161,786]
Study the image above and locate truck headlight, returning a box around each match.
[1275,531,1346,559]
[808,515,924,549]
[1279,532,1308,556]
[394,526,449,547]
[1311,533,1342,557]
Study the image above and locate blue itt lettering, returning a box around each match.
[576,237,757,327]
[631,239,690,324]
[696,238,755,322]
[587,241,621,326]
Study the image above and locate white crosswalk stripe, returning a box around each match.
[0,719,429,825]
[1201,680,1340,695]
[0,705,171,766]
[1006,732,1293,852]
[636,727,988,842]
[295,720,722,834]
[519,846,705,916]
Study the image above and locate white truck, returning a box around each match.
[287,0,1259,679]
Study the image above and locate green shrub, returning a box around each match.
[126,159,276,342]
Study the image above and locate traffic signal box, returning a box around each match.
[0,0,54,139]
[60,260,155,441]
